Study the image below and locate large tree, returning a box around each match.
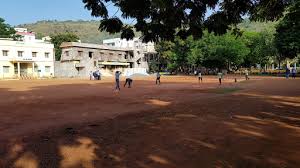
[0,18,16,38]
[242,31,277,68]
[202,33,250,70]
[83,0,291,42]
[50,33,80,61]
[275,0,300,60]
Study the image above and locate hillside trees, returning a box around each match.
[50,33,80,61]
[242,31,277,68]
[0,17,16,38]
[156,32,250,72]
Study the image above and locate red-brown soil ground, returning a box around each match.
[0,76,299,168]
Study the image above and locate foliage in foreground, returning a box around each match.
[83,0,291,42]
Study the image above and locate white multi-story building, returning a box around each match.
[0,28,54,79]
[103,37,157,70]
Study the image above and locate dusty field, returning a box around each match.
[0,76,300,168]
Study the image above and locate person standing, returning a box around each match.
[96,70,101,80]
[156,72,161,85]
[198,71,203,83]
[115,71,122,91]
[291,67,297,79]
[89,71,94,80]
[286,67,290,79]
[217,72,223,85]
[245,69,249,80]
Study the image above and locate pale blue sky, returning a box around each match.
[0,0,216,26]
[0,0,119,26]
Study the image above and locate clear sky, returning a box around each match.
[0,0,119,26]
[0,0,216,26]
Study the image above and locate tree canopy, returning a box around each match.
[155,32,252,73]
[50,33,80,61]
[275,0,300,59]
[0,17,16,38]
[83,0,292,42]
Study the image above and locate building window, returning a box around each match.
[78,51,83,57]
[2,50,8,56]
[32,52,37,57]
[45,66,51,73]
[94,61,97,67]
[109,53,113,56]
[143,57,146,62]
[18,51,23,57]
[34,66,38,72]
[3,66,10,73]
[124,54,128,59]
[65,51,69,56]
[89,52,93,59]
[45,52,50,58]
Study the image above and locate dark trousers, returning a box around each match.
[292,73,296,78]
[198,77,202,83]
[219,78,222,85]
[124,78,133,88]
[245,75,249,80]
[115,79,120,90]
[156,77,160,85]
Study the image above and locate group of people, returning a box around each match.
[90,70,101,80]
[195,69,250,85]
[114,71,161,91]
[286,67,297,79]
[97,67,297,92]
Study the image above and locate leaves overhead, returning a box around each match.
[83,0,292,42]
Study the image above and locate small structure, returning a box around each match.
[0,28,54,79]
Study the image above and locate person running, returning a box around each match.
[244,69,249,80]
[124,78,133,88]
[115,71,122,91]
[156,72,161,85]
[291,67,297,79]
[198,71,203,83]
[217,72,223,85]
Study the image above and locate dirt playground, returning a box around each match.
[0,76,300,168]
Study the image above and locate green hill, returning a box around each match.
[238,19,277,33]
[19,20,125,44]
[18,19,276,44]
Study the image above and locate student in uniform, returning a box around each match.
[198,71,203,83]
[115,71,122,91]
[89,71,94,80]
[291,67,297,79]
[124,78,133,88]
[156,72,161,85]
[244,69,249,80]
[217,72,223,85]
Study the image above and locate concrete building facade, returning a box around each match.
[55,38,157,78]
[0,28,54,79]
[55,42,138,77]
[103,38,157,71]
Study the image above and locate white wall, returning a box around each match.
[0,39,54,78]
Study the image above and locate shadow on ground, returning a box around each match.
[0,78,300,168]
